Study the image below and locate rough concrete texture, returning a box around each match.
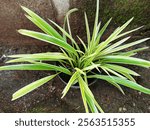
[0,0,150,113]
[0,0,56,45]
[52,0,70,25]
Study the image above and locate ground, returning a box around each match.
[0,42,150,113]
[0,0,150,113]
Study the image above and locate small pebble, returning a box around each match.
[122,107,127,111]
[133,103,136,107]
[119,107,122,112]
[119,107,127,112]
[138,92,142,95]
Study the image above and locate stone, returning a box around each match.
[52,0,70,25]
[133,103,136,107]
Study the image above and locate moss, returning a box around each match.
[82,0,149,30]
[100,0,150,28]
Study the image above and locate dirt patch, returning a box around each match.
[0,0,150,113]
[0,43,150,113]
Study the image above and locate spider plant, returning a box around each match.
[0,0,150,113]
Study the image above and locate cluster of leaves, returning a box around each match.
[0,0,150,113]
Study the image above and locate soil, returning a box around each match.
[0,41,150,113]
[0,0,150,113]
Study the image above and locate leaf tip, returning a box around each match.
[18,29,24,34]
[131,17,134,20]
[109,17,113,21]
[11,95,17,101]
[24,14,31,19]
[61,95,65,99]
[20,5,26,11]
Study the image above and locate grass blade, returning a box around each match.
[84,12,91,45]
[78,76,89,113]
[77,36,87,52]
[0,62,71,75]
[49,20,80,50]
[104,64,140,76]
[18,29,77,55]
[102,55,150,68]
[28,61,71,75]
[108,38,150,53]
[100,67,125,95]
[117,26,144,39]
[96,18,134,53]
[61,71,79,98]
[63,8,78,40]
[88,75,150,95]
[0,64,53,70]
[107,80,125,95]
[83,64,100,71]
[6,52,71,63]
[21,6,63,40]
[101,66,126,79]
[119,47,149,56]
[95,18,112,45]
[12,74,57,101]
[85,94,98,113]
[91,0,100,43]
[100,36,131,55]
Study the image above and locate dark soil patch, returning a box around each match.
[0,43,150,113]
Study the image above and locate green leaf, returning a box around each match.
[107,80,125,95]
[21,6,63,40]
[119,47,149,56]
[120,72,136,82]
[80,76,98,113]
[75,68,86,75]
[61,71,79,98]
[93,99,104,113]
[113,17,134,40]
[102,55,150,68]
[18,29,77,55]
[79,75,104,113]
[103,64,140,76]
[117,26,144,39]
[0,63,71,75]
[91,0,100,43]
[6,52,71,63]
[12,74,57,101]
[88,75,150,95]
[60,48,74,68]
[95,18,112,45]
[0,64,51,70]
[28,61,71,75]
[85,94,98,113]
[78,76,89,113]
[108,38,150,53]
[49,20,80,50]
[101,66,126,79]
[8,52,66,58]
[96,18,134,53]
[84,12,91,45]
[83,64,100,71]
[77,36,87,52]
[100,68,125,95]
[63,8,78,40]
[100,36,131,55]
